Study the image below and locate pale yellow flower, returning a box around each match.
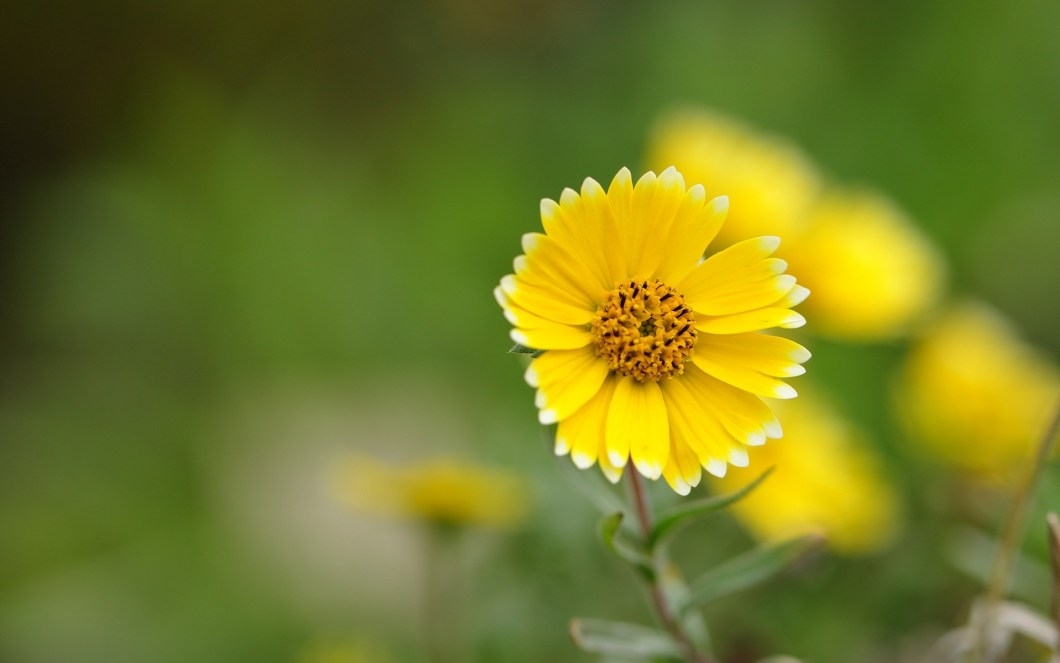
[646,109,822,249]
[784,190,946,341]
[712,392,900,555]
[896,303,1060,479]
[335,457,529,528]
[495,167,810,494]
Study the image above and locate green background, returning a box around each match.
[2,1,1058,661]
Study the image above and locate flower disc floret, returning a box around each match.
[591,279,696,382]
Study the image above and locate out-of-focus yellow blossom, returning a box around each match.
[646,107,948,342]
[784,190,946,341]
[896,303,1060,479]
[646,108,822,249]
[712,392,900,555]
[335,456,529,528]
[297,637,392,663]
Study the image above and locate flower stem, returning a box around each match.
[976,400,1060,661]
[627,471,718,663]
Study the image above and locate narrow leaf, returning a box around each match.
[681,534,824,613]
[599,512,654,580]
[509,343,543,357]
[569,618,683,658]
[650,467,774,548]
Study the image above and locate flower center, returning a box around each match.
[590,279,697,383]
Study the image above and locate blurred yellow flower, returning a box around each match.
[896,303,1060,479]
[646,108,822,249]
[784,190,945,341]
[297,637,391,663]
[646,107,948,341]
[495,167,810,494]
[712,392,900,555]
[335,456,529,528]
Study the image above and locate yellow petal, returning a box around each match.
[660,376,741,469]
[696,333,811,378]
[697,307,806,334]
[606,167,636,278]
[510,325,591,351]
[654,194,728,284]
[628,166,687,278]
[681,364,786,445]
[606,377,670,479]
[679,237,799,315]
[529,346,611,424]
[662,435,703,495]
[691,351,798,399]
[555,375,618,469]
[521,232,606,306]
[500,274,594,326]
[540,187,623,293]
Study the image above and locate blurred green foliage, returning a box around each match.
[1,1,1058,662]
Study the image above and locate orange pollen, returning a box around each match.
[590,279,697,382]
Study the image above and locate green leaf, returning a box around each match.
[649,467,774,548]
[508,343,543,357]
[599,512,655,580]
[680,534,824,614]
[569,618,683,659]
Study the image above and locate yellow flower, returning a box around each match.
[646,109,822,250]
[896,303,1060,479]
[784,190,945,341]
[712,392,900,555]
[297,637,391,663]
[495,167,811,495]
[646,107,947,341]
[335,456,529,528]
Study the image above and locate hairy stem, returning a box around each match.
[627,471,717,663]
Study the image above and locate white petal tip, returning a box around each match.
[600,466,623,484]
[764,420,783,439]
[538,409,558,425]
[745,432,766,447]
[782,364,807,377]
[524,366,539,388]
[559,187,579,206]
[786,285,811,306]
[791,346,812,363]
[781,313,807,329]
[669,479,692,496]
[607,450,628,467]
[554,438,571,456]
[705,458,728,478]
[533,390,546,408]
[729,449,750,467]
[709,195,729,213]
[540,198,559,216]
[571,452,595,469]
[635,461,663,481]
[510,329,529,346]
[759,236,782,252]
[773,384,798,400]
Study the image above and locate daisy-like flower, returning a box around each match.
[495,167,811,495]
